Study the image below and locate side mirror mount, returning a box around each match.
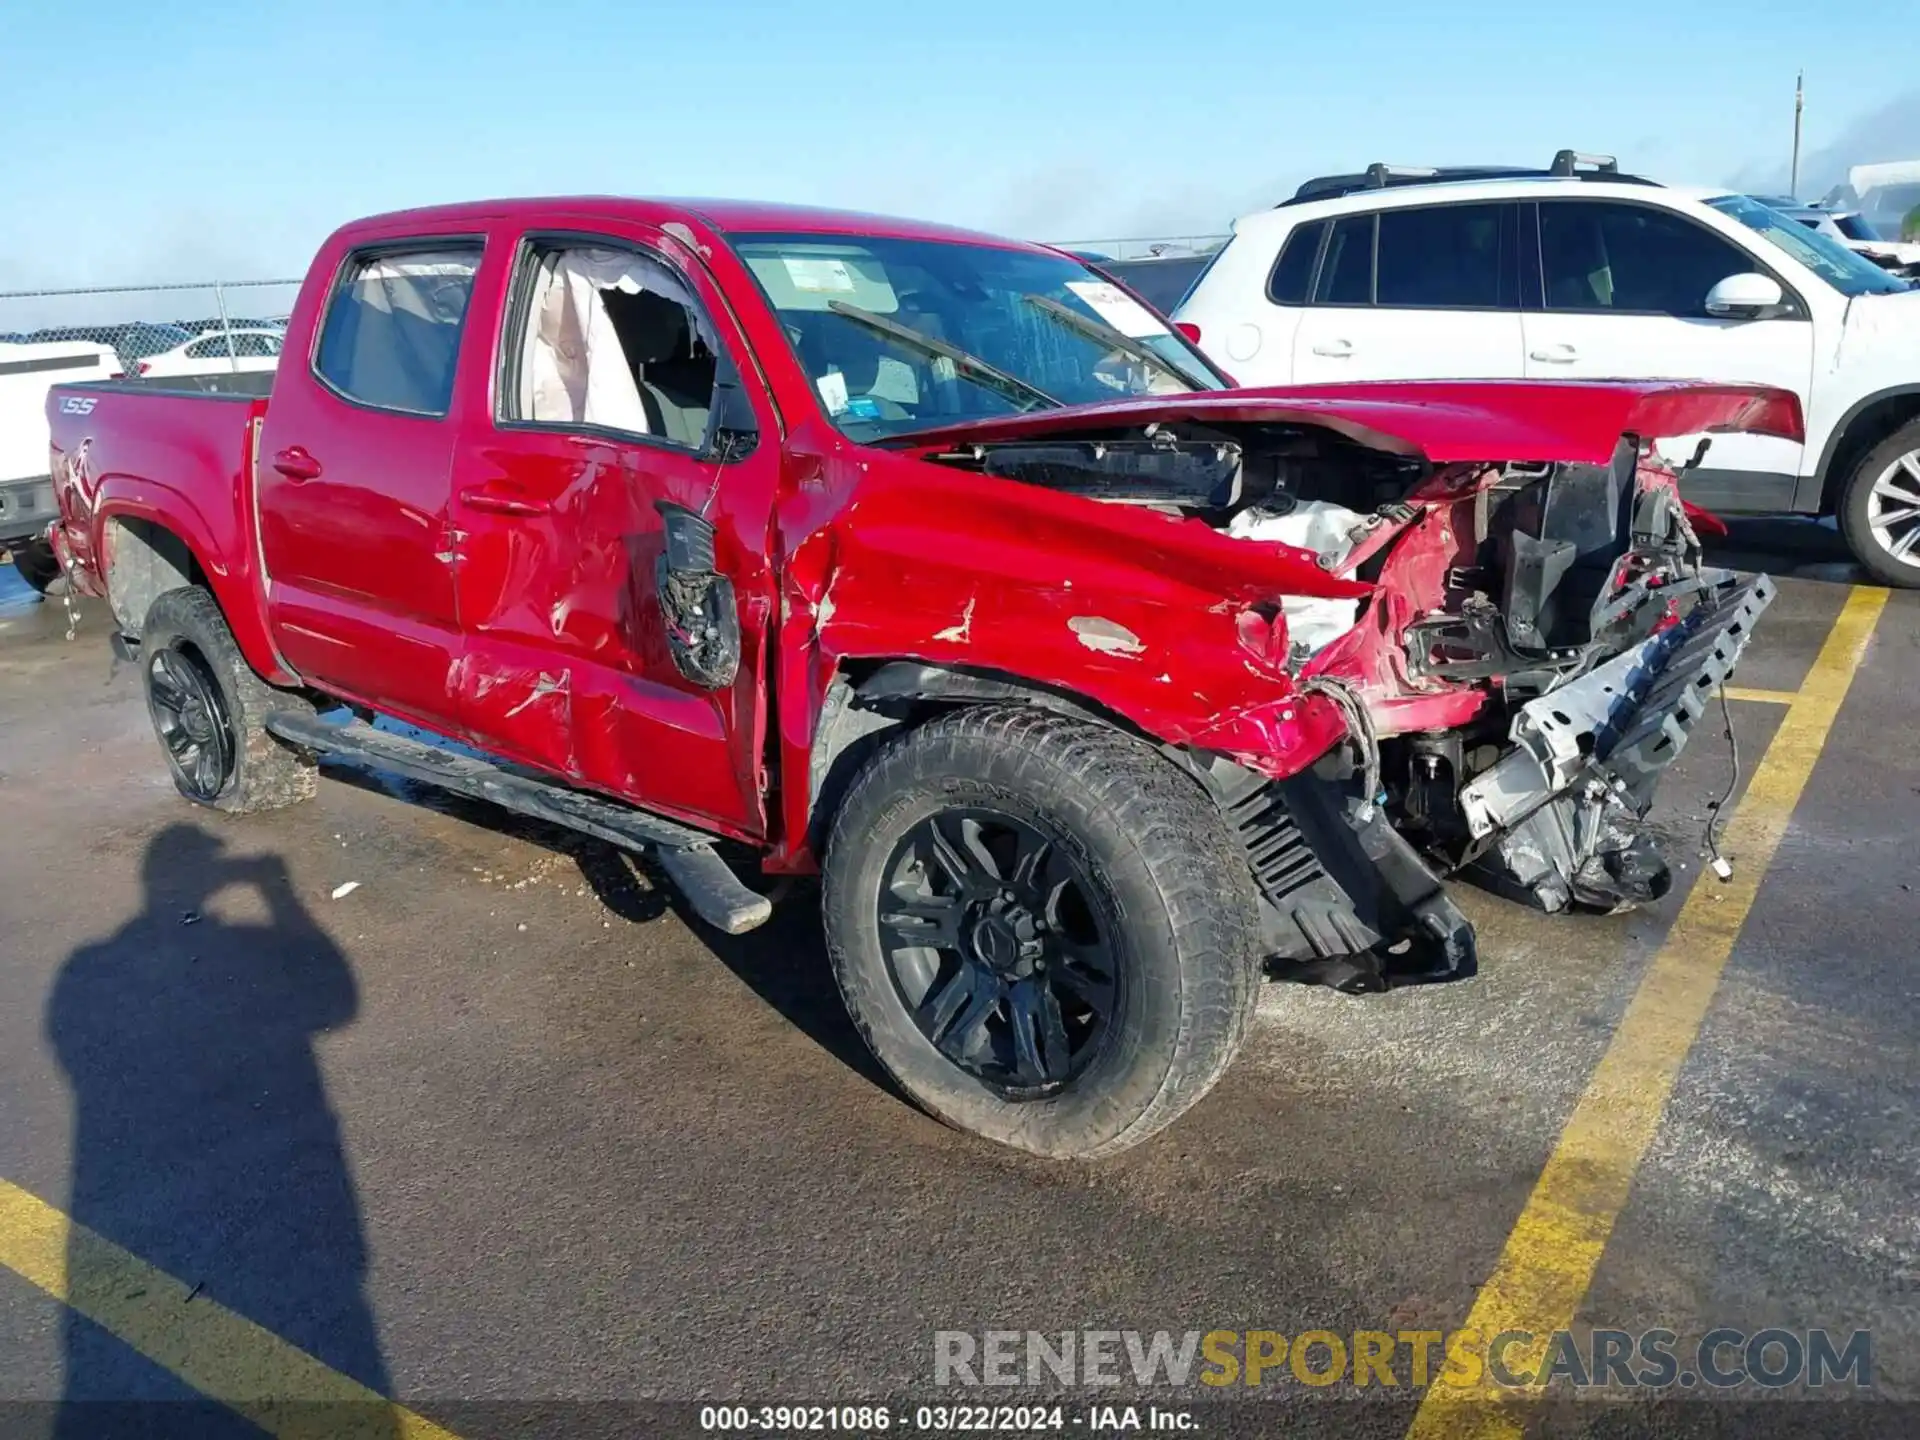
[654,502,740,690]
[706,355,760,462]
[1704,272,1786,320]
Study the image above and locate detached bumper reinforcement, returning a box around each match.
[1461,574,1777,837]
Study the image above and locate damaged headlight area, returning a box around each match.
[1382,447,1776,919]
[917,412,1776,990]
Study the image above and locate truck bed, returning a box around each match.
[46,379,271,637]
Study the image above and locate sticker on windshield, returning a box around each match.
[784,257,857,294]
[816,370,849,415]
[871,356,919,406]
[1065,280,1170,338]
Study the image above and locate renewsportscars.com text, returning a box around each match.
[933,1328,1871,1391]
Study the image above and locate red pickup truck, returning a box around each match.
[47,197,1790,1157]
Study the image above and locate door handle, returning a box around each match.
[460,485,550,518]
[1310,339,1354,358]
[271,446,322,480]
[1529,343,1579,364]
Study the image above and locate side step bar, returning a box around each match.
[264,711,773,935]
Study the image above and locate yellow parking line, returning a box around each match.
[1406,585,1889,1440]
[0,1177,461,1440]
[1722,684,1799,706]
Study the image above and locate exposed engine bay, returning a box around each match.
[925,418,1773,990]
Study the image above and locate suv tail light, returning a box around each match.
[1175,321,1202,344]
[136,360,151,374]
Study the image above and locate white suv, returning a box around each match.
[1173,153,1920,585]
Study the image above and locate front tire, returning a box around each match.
[1838,419,1920,588]
[822,706,1262,1159]
[141,587,318,813]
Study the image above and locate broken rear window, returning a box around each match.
[730,233,1229,441]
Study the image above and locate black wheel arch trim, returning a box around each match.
[805,659,1171,858]
[1814,383,1920,511]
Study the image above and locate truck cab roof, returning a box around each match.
[338,196,1052,253]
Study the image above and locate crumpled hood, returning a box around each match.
[1839,286,1920,360]
[886,380,1804,468]
[1857,241,1920,267]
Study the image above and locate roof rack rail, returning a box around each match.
[1283,150,1650,206]
[1550,149,1618,175]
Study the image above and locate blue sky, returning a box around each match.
[2,0,1917,289]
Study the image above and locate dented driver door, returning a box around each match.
[447,219,785,841]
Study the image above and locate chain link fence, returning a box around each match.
[1,279,303,378]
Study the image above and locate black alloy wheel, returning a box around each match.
[877,807,1117,1096]
[146,642,236,802]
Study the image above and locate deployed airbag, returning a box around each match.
[519,248,711,433]
[1227,502,1368,657]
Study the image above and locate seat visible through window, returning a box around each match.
[601,287,714,447]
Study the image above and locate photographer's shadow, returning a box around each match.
[46,824,395,1438]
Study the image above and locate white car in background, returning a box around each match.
[1756,201,1920,276]
[1824,160,1920,246]
[1173,152,1920,585]
[2,338,119,592]
[137,326,284,378]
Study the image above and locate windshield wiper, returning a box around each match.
[1021,293,1213,393]
[825,301,1060,413]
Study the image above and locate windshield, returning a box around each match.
[1709,195,1910,296]
[731,232,1229,441]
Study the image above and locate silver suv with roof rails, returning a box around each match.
[1174,151,1920,585]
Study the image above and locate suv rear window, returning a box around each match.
[1314,216,1374,305]
[1265,221,1325,305]
[315,245,483,416]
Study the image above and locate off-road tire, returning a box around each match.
[1838,417,1920,589]
[141,586,319,813]
[822,705,1263,1159]
[10,539,62,595]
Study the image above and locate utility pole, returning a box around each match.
[1790,71,1805,198]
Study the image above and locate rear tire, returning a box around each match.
[11,539,62,595]
[1837,418,1920,588]
[822,706,1262,1159]
[141,586,318,813]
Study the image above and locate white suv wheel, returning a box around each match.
[1840,418,1920,588]
[1867,450,1920,566]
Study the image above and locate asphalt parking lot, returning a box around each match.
[0,520,1914,1440]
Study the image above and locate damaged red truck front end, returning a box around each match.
[793,381,1794,988]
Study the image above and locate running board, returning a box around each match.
[263,712,772,935]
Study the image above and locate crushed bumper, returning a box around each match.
[1214,574,1775,989]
